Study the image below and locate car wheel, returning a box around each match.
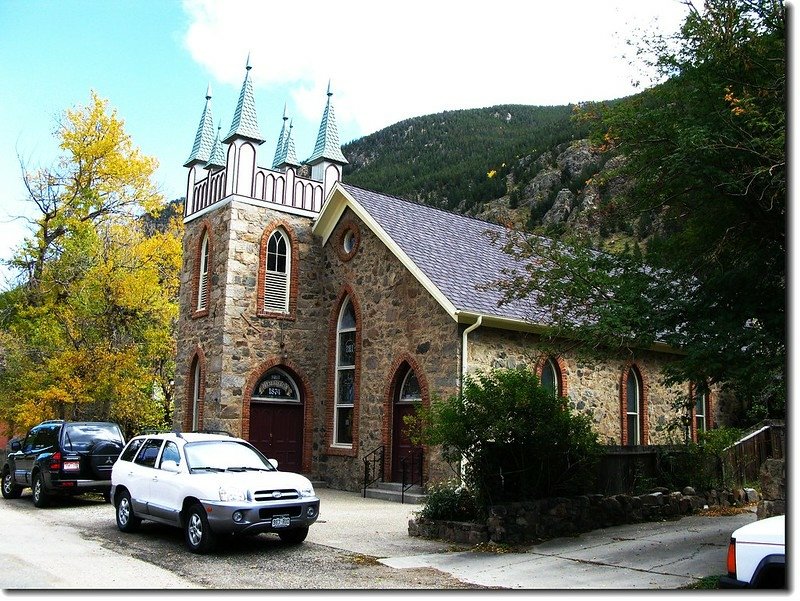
[116,490,141,533]
[184,503,216,554]
[1,469,23,499]
[278,526,309,544]
[32,472,50,508]
[90,440,123,479]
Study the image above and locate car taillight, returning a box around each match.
[726,538,737,577]
[49,451,62,471]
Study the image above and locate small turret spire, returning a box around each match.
[283,119,300,167]
[271,104,289,168]
[305,80,348,165]
[224,56,264,144]
[205,124,226,170]
[184,83,216,167]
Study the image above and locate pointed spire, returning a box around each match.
[205,124,226,170]
[305,81,348,165]
[184,83,216,167]
[271,104,289,168]
[224,55,264,144]
[282,119,300,167]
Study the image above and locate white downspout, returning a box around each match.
[461,315,483,384]
[459,315,482,482]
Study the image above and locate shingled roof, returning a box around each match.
[316,183,550,327]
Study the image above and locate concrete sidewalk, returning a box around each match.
[311,488,756,589]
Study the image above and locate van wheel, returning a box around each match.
[1,469,22,499]
[184,503,216,553]
[32,472,50,508]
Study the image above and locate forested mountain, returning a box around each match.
[342,103,634,248]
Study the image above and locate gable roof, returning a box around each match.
[314,182,550,330]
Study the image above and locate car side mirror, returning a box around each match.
[268,458,278,470]
[9,439,21,452]
[161,460,181,473]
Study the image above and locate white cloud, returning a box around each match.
[182,0,690,136]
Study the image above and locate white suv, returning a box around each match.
[111,431,319,553]
[720,514,785,588]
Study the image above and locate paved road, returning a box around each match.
[0,486,755,590]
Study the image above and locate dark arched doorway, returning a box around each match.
[390,366,423,483]
[249,367,304,473]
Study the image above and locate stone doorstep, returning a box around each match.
[364,481,427,504]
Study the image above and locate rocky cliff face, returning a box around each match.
[476,140,634,244]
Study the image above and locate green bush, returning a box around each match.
[411,367,602,509]
[417,479,479,522]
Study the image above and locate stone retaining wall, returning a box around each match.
[757,458,785,519]
[409,486,759,545]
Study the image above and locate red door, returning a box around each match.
[391,403,420,482]
[249,402,304,473]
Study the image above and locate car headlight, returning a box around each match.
[219,486,248,502]
[299,485,315,498]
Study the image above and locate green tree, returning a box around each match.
[496,0,785,425]
[411,368,601,509]
[0,94,181,437]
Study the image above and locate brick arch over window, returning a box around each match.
[184,347,206,432]
[191,220,213,319]
[257,221,299,320]
[382,353,431,482]
[620,363,649,445]
[240,357,315,474]
[534,354,569,397]
[325,285,362,457]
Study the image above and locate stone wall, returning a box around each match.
[757,458,785,519]
[467,328,690,445]
[318,208,462,489]
[409,486,760,545]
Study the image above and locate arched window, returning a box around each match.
[624,367,644,446]
[264,229,290,313]
[334,298,357,446]
[187,354,204,431]
[252,368,300,403]
[196,232,210,312]
[399,369,422,403]
[540,357,563,397]
[693,384,710,440]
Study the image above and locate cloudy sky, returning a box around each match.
[0,0,705,287]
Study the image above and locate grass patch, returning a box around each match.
[681,575,721,589]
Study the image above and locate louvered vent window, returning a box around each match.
[264,230,289,313]
[197,234,210,311]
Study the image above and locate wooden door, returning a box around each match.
[391,403,419,483]
[249,402,303,473]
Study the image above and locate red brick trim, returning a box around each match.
[240,358,315,474]
[184,347,206,432]
[381,354,431,483]
[533,354,569,397]
[324,285,362,458]
[619,363,649,445]
[333,218,361,263]
[256,221,299,320]
[190,220,212,319]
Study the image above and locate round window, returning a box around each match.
[343,230,356,254]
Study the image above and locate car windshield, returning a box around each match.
[62,423,124,451]
[184,440,275,472]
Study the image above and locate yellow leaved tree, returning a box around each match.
[1,93,182,438]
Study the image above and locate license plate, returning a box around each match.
[63,461,80,472]
[271,516,291,528]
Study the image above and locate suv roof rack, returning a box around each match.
[191,429,234,437]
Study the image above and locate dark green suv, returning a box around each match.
[2,420,125,507]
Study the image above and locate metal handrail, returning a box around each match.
[362,445,385,497]
[400,448,424,504]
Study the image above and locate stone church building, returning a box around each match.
[175,61,715,492]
